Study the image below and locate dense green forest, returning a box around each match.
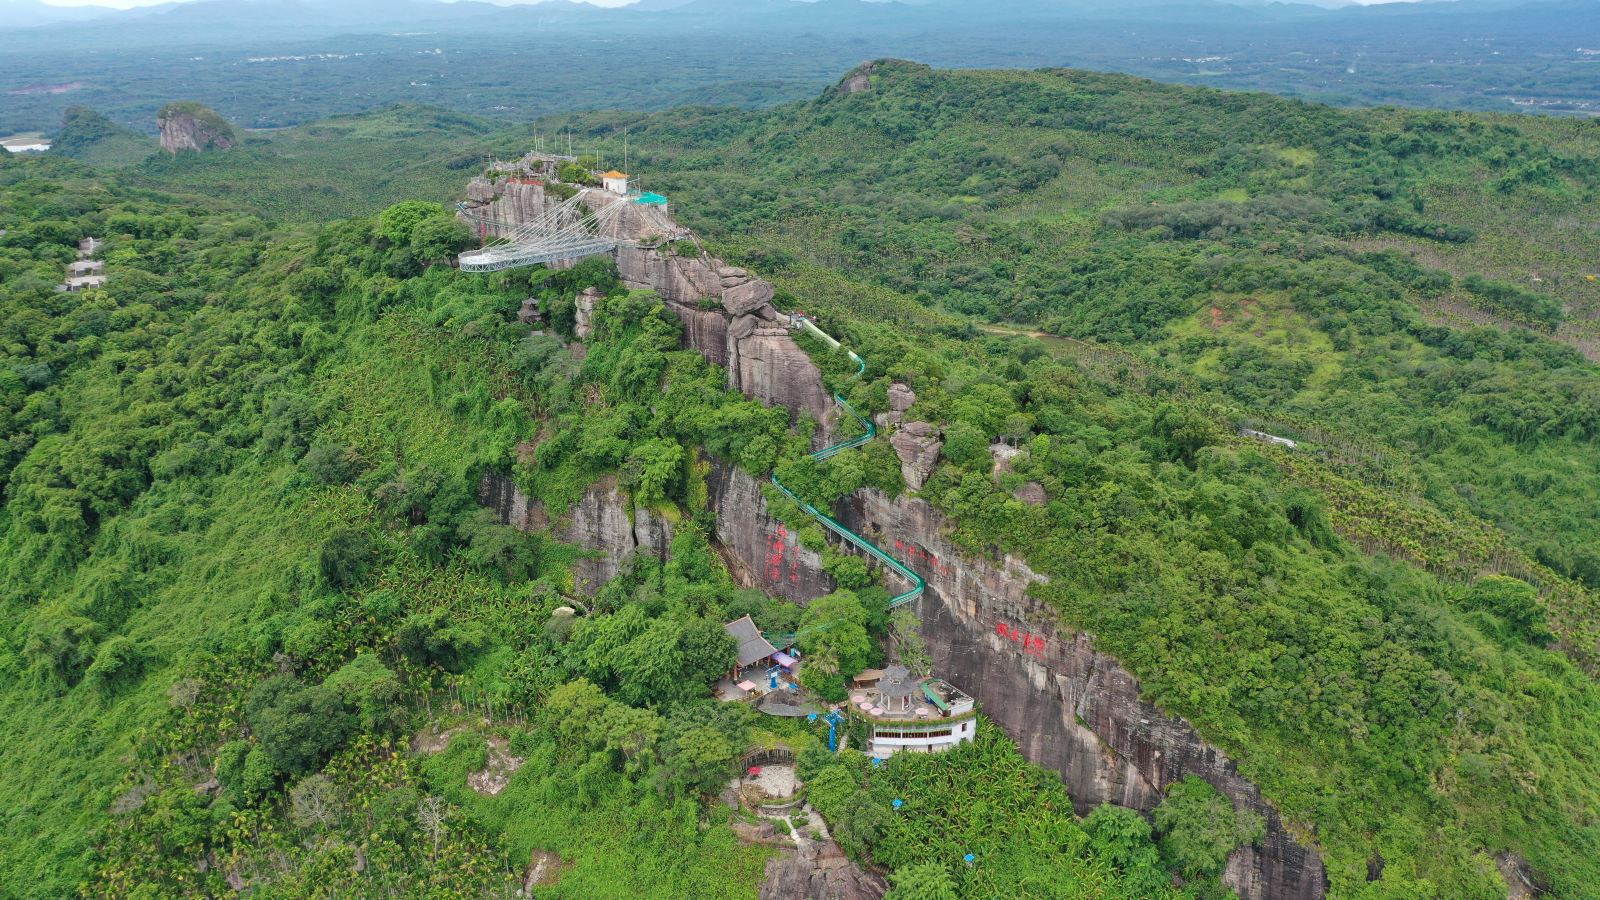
[4,60,1600,899]
[536,63,1600,896]
[560,62,1600,609]
[0,154,1202,897]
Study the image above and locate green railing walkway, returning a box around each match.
[770,316,925,610]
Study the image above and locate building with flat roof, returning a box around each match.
[846,664,977,758]
[62,275,107,292]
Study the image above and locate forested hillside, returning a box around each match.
[543,63,1600,896]
[562,61,1600,611]
[0,155,1190,897]
[3,61,1600,900]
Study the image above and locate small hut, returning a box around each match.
[723,615,778,681]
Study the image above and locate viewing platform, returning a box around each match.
[846,665,977,758]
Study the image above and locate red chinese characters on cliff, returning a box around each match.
[995,621,1048,659]
[766,526,801,584]
[891,539,956,578]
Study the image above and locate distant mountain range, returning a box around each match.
[0,0,1556,32]
[2,0,1595,136]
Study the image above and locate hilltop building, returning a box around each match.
[847,664,977,758]
[601,170,629,194]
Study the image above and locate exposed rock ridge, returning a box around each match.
[457,181,835,445]
[462,169,1326,900]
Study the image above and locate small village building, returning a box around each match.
[723,615,779,681]
[63,275,107,292]
[601,170,630,194]
[846,664,978,758]
[69,259,104,276]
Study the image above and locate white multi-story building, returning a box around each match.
[847,665,977,758]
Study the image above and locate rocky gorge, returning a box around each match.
[466,175,1328,900]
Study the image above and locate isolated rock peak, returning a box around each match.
[156,101,235,154]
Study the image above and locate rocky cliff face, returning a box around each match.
[156,102,234,154]
[478,472,673,595]
[706,460,835,602]
[829,490,1327,900]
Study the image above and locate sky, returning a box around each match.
[37,0,1414,9]
[38,0,639,7]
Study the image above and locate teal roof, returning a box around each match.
[635,191,669,205]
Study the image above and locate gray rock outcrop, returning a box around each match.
[706,460,834,602]
[575,287,600,340]
[889,422,942,491]
[759,840,886,900]
[1013,481,1048,507]
[478,472,673,596]
[156,102,235,154]
[838,62,877,94]
[826,490,1327,900]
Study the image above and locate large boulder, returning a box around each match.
[880,382,916,428]
[466,176,496,203]
[887,382,916,414]
[890,422,942,491]
[722,277,775,316]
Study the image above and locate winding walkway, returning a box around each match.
[769,316,925,610]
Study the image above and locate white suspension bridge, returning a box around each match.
[456,188,678,273]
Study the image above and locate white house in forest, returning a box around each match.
[847,665,977,758]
